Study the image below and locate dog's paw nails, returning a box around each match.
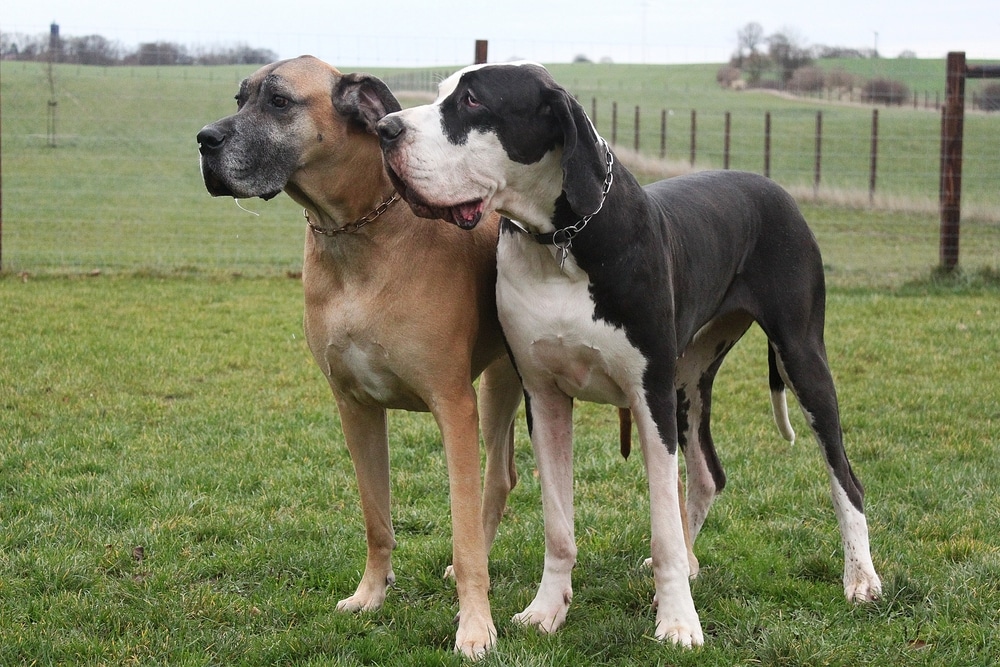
[512,607,567,635]
[846,576,883,603]
[454,616,496,660]
[443,564,455,580]
[656,622,705,648]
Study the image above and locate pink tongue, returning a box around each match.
[452,200,484,227]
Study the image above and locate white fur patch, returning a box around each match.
[496,233,646,407]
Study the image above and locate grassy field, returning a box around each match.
[1,273,998,665]
[1,58,998,275]
[1,56,999,665]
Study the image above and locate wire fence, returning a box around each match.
[1,51,998,286]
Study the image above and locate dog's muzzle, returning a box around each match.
[377,117,485,229]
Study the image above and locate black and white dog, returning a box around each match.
[377,62,881,647]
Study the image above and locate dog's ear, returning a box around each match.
[545,86,605,216]
[333,73,402,135]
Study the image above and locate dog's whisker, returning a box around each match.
[233,198,261,217]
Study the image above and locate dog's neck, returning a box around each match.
[503,141,615,259]
[285,147,397,234]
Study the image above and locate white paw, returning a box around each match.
[845,571,882,602]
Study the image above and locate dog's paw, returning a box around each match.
[443,564,455,580]
[454,610,497,660]
[655,619,705,648]
[653,588,703,647]
[512,589,572,635]
[845,571,882,603]
[336,571,395,612]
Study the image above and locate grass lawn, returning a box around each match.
[1,56,998,665]
[1,273,998,665]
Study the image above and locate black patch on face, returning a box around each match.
[439,65,563,165]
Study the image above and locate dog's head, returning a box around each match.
[197,55,400,200]
[377,62,606,231]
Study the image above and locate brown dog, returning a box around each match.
[196,56,522,658]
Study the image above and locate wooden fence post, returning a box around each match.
[723,111,731,169]
[634,106,640,152]
[689,109,697,166]
[813,111,822,198]
[939,51,965,271]
[764,111,771,178]
[474,40,488,64]
[869,109,879,205]
[659,109,667,159]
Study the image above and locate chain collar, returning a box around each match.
[305,191,400,236]
[506,139,614,269]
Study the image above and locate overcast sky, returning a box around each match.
[5,0,998,67]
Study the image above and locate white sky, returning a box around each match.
[4,0,998,66]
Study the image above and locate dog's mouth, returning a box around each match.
[200,161,282,201]
[385,164,484,230]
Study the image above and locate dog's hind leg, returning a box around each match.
[768,333,882,603]
[334,396,397,613]
[675,312,753,557]
[478,355,522,552]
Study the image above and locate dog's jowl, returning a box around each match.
[198,56,523,658]
[379,61,882,647]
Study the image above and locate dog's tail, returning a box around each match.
[768,345,796,443]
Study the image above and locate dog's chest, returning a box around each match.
[496,235,646,407]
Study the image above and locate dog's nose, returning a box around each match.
[376,116,405,146]
[197,125,226,155]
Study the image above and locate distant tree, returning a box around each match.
[861,78,910,105]
[0,32,46,60]
[768,29,812,83]
[814,45,867,59]
[788,66,824,93]
[130,42,191,66]
[733,22,765,67]
[897,49,918,59]
[743,51,771,86]
[65,35,122,66]
[825,68,856,92]
[573,54,592,64]
[716,66,742,88]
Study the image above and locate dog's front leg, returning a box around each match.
[334,396,396,612]
[633,399,704,647]
[513,388,576,635]
[478,356,522,553]
[432,387,496,658]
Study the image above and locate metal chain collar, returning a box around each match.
[305,192,400,236]
[507,139,615,270]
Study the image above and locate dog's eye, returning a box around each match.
[271,95,290,109]
[462,90,481,109]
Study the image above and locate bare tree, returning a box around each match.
[734,22,765,67]
[768,29,813,84]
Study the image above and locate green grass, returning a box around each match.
[2,274,998,665]
[1,59,998,276]
[1,57,999,664]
